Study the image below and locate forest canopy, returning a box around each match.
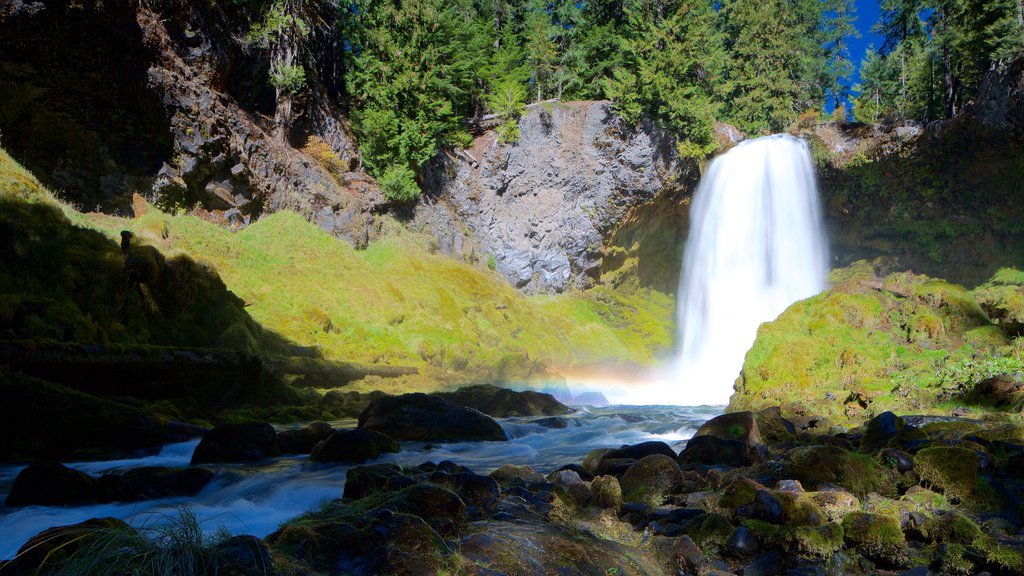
[226,0,1024,199]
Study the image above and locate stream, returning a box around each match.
[0,404,722,559]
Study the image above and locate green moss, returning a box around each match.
[719,478,761,510]
[784,445,896,497]
[920,512,982,544]
[914,446,989,506]
[679,513,733,554]
[940,542,976,575]
[975,536,1024,574]
[732,260,1014,424]
[841,512,907,565]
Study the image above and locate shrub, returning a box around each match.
[378,164,420,203]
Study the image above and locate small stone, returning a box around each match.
[727,525,761,556]
[776,479,804,493]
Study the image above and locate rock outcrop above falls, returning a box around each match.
[419,101,690,293]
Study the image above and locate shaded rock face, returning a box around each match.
[0,0,372,239]
[419,101,689,293]
[191,422,280,464]
[358,393,507,442]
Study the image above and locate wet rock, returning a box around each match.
[433,384,571,417]
[878,447,915,473]
[6,462,98,507]
[596,457,636,476]
[603,440,677,461]
[277,421,333,454]
[358,393,507,442]
[679,435,766,467]
[100,466,214,502]
[191,422,279,464]
[434,472,501,509]
[344,463,404,500]
[741,550,784,576]
[672,535,713,575]
[490,464,545,486]
[581,448,612,473]
[728,525,762,556]
[776,479,805,493]
[309,428,399,463]
[619,454,684,507]
[215,535,279,576]
[552,463,594,482]
[749,489,785,523]
[860,411,904,453]
[531,416,570,429]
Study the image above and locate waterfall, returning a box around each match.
[672,134,829,405]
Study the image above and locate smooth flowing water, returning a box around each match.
[0,405,721,560]
[671,134,829,405]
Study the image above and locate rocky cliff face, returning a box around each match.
[419,101,691,294]
[0,0,377,237]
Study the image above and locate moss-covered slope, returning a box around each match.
[0,146,673,389]
[731,260,1023,423]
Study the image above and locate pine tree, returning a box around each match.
[722,0,826,133]
[346,0,489,201]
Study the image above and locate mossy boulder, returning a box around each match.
[277,421,333,454]
[343,463,404,500]
[808,490,860,523]
[754,406,796,443]
[783,445,896,497]
[590,475,623,510]
[972,268,1024,336]
[432,384,571,417]
[619,454,684,507]
[841,511,907,565]
[913,445,987,505]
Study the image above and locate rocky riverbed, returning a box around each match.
[2,391,1023,575]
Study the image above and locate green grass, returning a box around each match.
[0,146,673,389]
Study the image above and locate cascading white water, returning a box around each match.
[671,134,829,405]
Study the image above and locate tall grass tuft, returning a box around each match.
[16,506,233,576]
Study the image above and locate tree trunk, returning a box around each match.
[273,23,300,144]
[943,43,955,119]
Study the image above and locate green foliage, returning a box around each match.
[486,78,527,144]
[864,0,1024,122]
[347,0,487,193]
[378,164,420,203]
[269,62,306,94]
[599,0,725,153]
[720,0,826,133]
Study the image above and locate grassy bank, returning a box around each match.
[0,146,673,392]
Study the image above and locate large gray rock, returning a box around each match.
[419,101,687,293]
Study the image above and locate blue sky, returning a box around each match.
[848,0,884,95]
